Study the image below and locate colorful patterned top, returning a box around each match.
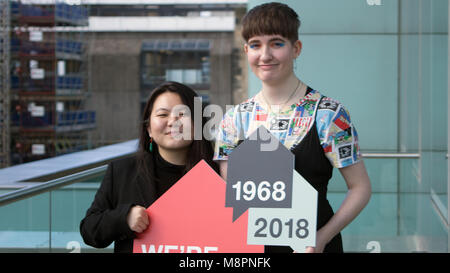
[213,88,361,168]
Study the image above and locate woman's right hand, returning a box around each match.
[127,205,150,233]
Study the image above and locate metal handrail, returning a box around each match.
[361,153,420,158]
[0,164,107,207]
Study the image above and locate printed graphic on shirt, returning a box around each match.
[220,113,236,137]
[270,118,290,131]
[338,145,352,159]
[290,117,313,136]
[334,127,353,146]
[255,105,268,121]
[213,89,361,169]
[302,99,317,116]
[333,107,351,131]
[238,101,254,112]
[218,145,233,158]
[318,98,339,111]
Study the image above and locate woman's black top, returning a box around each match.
[154,151,186,197]
[264,88,343,253]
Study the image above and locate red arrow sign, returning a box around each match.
[133,160,264,253]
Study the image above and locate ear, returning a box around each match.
[244,43,249,54]
[293,40,302,58]
[146,126,152,138]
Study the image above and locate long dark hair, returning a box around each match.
[136,81,219,184]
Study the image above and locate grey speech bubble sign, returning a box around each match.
[247,170,318,252]
[226,126,294,222]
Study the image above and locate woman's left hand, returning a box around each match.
[304,241,325,253]
[304,243,324,253]
[297,231,328,253]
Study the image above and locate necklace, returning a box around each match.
[260,79,302,115]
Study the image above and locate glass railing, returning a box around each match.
[0,165,111,253]
[328,153,448,253]
[0,153,447,253]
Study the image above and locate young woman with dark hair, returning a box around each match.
[80,81,218,253]
[136,81,218,188]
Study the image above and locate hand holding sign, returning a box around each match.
[133,160,263,253]
[127,205,149,233]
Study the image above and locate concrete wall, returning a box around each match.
[86,34,141,146]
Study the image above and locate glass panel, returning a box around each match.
[166,69,183,83]
[0,193,50,253]
[140,49,211,87]
[328,157,447,252]
[183,69,199,84]
[50,181,113,253]
[0,166,108,253]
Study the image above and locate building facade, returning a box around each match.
[83,1,247,147]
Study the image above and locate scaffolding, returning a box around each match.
[3,0,94,166]
[1,0,11,168]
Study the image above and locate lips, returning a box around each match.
[166,130,184,137]
[166,131,181,135]
[258,64,279,70]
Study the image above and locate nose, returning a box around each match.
[167,114,179,127]
[260,45,273,62]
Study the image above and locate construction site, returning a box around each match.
[0,0,247,168]
[1,0,93,167]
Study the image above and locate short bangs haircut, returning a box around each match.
[241,2,301,44]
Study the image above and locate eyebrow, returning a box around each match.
[248,37,287,44]
[154,108,170,112]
